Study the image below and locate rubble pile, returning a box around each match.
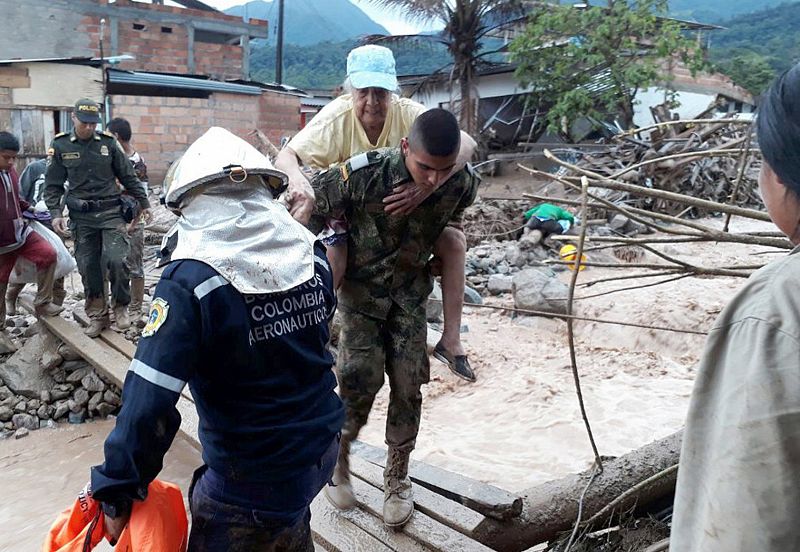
[0,320,121,440]
[570,118,761,217]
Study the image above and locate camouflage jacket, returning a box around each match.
[43,129,149,224]
[311,147,479,320]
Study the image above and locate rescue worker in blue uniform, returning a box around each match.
[88,128,345,551]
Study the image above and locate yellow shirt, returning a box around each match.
[288,94,426,170]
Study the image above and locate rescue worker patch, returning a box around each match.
[100,144,109,156]
[142,298,170,337]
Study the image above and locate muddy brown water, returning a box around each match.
[0,419,199,551]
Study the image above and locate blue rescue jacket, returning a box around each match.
[90,243,345,505]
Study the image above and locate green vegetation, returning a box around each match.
[511,0,707,131]
[708,2,800,94]
[249,39,451,90]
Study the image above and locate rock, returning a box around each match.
[487,274,514,295]
[68,409,87,424]
[0,405,13,422]
[0,331,17,354]
[14,427,29,439]
[463,286,483,305]
[88,391,103,412]
[57,344,83,362]
[27,399,40,411]
[497,262,511,275]
[50,388,71,401]
[73,388,90,407]
[67,367,91,383]
[426,280,443,323]
[96,403,117,418]
[0,334,56,398]
[62,360,89,372]
[512,268,569,314]
[609,213,631,232]
[41,351,64,371]
[81,372,106,393]
[0,395,14,408]
[22,323,40,338]
[40,390,51,404]
[36,404,49,419]
[103,390,121,407]
[0,386,12,400]
[12,413,38,431]
[53,402,69,420]
[51,368,67,383]
[14,400,27,413]
[39,419,56,429]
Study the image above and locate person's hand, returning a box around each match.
[285,176,315,224]
[383,183,434,216]
[140,208,153,225]
[52,217,69,237]
[103,510,130,545]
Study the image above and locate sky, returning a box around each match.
[196,0,438,35]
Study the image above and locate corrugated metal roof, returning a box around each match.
[107,69,262,95]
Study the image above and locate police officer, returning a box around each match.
[43,99,151,337]
[310,109,479,528]
[90,128,344,551]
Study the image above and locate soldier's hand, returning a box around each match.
[383,183,433,216]
[286,176,315,225]
[52,217,69,237]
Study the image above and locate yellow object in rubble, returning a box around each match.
[559,244,587,271]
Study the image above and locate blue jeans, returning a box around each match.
[187,437,338,551]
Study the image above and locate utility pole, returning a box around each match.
[275,0,284,84]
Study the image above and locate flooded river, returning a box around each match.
[0,419,199,551]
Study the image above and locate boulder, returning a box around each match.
[0,405,13,422]
[487,274,514,296]
[81,372,107,393]
[512,268,570,315]
[12,413,38,431]
[66,367,92,383]
[463,286,483,305]
[0,334,56,398]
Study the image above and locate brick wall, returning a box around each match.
[0,0,266,80]
[110,90,300,186]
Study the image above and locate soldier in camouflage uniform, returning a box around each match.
[311,109,479,528]
[44,99,151,337]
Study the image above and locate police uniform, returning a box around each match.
[43,127,149,318]
[91,244,344,550]
[311,147,479,462]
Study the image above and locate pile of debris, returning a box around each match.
[565,117,760,217]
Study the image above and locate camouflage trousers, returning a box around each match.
[72,222,131,318]
[125,223,145,279]
[338,303,430,453]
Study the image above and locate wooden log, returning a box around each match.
[471,431,683,552]
[541,149,771,223]
[349,455,486,539]
[352,440,522,521]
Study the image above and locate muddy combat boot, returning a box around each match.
[383,447,414,528]
[33,264,64,317]
[85,316,110,338]
[5,283,24,316]
[114,305,131,330]
[129,277,145,317]
[325,432,356,510]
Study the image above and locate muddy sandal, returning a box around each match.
[433,344,476,383]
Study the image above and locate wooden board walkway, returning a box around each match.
[23,300,514,550]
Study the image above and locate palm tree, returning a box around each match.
[361,0,528,135]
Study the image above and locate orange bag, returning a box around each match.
[43,479,188,552]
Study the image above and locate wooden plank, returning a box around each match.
[349,456,486,539]
[352,440,523,521]
[310,495,396,552]
[71,306,197,407]
[19,298,201,449]
[349,477,494,552]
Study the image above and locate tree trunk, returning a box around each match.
[472,431,683,552]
